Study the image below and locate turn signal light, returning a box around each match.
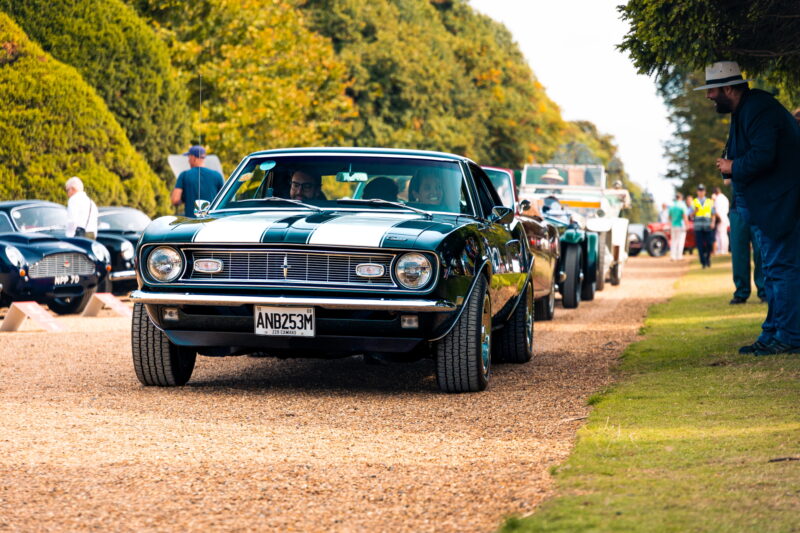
[18,269,26,276]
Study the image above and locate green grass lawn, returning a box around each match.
[502,256,800,532]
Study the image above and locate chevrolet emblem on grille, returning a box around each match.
[281,255,291,279]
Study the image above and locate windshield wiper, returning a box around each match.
[259,196,323,212]
[336,198,432,219]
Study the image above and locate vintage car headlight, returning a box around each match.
[147,246,183,282]
[120,240,135,261]
[4,245,25,267]
[394,252,432,289]
[91,242,111,263]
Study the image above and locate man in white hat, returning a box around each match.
[697,61,800,356]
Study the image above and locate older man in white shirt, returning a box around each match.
[713,186,730,254]
[65,176,98,239]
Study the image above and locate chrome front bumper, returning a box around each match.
[129,290,456,312]
[110,270,136,281]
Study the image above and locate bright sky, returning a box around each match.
[470,0,675,206]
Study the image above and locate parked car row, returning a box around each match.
[2,149,633,394]
[0,201,152,313]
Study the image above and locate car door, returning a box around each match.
[467,163,526,319]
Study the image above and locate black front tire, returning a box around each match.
[132,303,196,386]
[645,235,669,257]
[561,245,582,309]
[494,280,534,364]
[595,233,606,292]
[534,274,556,321]
[48,289,95,315]
[435,276,491,393]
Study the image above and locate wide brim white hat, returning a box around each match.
[694,61,752,90]
[541,168,564,184]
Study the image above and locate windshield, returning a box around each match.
[524,165,604,188]
[216,155,473,215]
[98,209,152,232]
[483,169,515,210]
[11,205,68,233]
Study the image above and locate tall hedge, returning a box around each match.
[0,0,190,182]
[0,14,171,215]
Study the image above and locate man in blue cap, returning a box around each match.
[698,61,800,355]
[171,145,224,217]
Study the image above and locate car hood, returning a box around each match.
[143,211,461,250]
[0,231,90,260]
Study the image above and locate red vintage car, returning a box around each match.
[640,220,696,257]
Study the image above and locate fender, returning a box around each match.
[560,228,584,244]
[498,251,535,325]
[584,231,598,280]
[428,259,492,342]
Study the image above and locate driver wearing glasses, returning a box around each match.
[289,170,325,202]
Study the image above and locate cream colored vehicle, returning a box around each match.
[519,164,630,291]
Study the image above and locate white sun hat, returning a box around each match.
[541,168,565,184]
[694,61,752,90]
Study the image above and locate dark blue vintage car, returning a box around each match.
[0,200,112,314]
[97,206,151,294]
[131,148,536,392]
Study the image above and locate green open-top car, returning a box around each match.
[131,148,537,392]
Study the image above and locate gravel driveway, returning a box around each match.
[0,256,686,532]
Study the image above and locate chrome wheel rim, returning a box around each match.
[480,293,491,377]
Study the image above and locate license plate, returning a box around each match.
[54,275,81,285]
[254,306,315,337]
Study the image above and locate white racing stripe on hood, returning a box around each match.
[307,212,419,247]
[193,212,301,243]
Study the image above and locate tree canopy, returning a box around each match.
[128,0,355,173]
[0,13,170,214]
[618,0,800,103]
[0,0,191,182]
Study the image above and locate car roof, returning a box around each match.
[0,200,64,211]
[244,147,471,163]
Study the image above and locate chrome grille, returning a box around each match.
[29,253,95,279]
[185,250,396,287]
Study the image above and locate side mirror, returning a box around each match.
[194,199,211,218]
[489,206,514,225]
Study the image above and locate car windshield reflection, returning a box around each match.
[216,155,473,215]
[11,205,69,233]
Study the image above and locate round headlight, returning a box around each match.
[91,242,111,263]
[120,240,135,261]
[4,245,25,267]
[147,246,183,282]
[394,252,432,289]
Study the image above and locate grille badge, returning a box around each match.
[281,255,292,279]
[355,263,385,278]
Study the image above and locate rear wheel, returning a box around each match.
[435,277,491,393]
[494,280,534,363]
[132,303,196,386]
[48,289,95,315]
[595,233,606,292]
[561,245,582,309]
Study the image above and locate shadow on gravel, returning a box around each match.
[187,355,442,394]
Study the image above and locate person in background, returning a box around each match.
[712,186,730,254]
[691,184,715,268]
[171,145,224,217]
[668,192,689,261]
[64,176,98,239]
[659,202,670,223]
[728,193,765,304]
[701,60,800,355]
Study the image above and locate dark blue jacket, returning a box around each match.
[729,89,800,239]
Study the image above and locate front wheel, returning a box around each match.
[132,303,196,386]
[48,289,95,315]
[435,276,491,393]
[561,245,582,309]
[494,280,534,363]
[534,273,556,321]
[645,235,669,257]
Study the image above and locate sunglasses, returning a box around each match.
[291,181,316,191]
